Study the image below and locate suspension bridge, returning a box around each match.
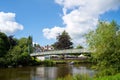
[30,49,91,57]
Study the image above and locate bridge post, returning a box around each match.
[61,54,65,59]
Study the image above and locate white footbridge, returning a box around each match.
[30,49,91,57]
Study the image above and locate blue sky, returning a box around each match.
[0,0,120,46]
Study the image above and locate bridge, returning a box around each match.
[30,49,91,57]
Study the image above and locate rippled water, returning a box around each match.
[0,64,95,80]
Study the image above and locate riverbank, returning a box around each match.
[52,59,93,64]
[57,73,120,80]
[34,58,94,66]
[0,57,93,68]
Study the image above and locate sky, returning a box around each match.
[0,0,120,47]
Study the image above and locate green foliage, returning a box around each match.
[0,57,8,67]
[57,73,120,80]
[8,35,17,49]
[0,32,10,57]
[6,45,22,66]
[86,21,120,76]
[57,74,91,80]
[95,73,120,80]
[0,34,35,67]
[76,44,83,49]
[42,60,56,66]
[0,32,37,67]
[5,37,34,66]
[53,30,73,50]
[18,38,28,51]
[95,68,116,77]
[17,52,32,66]
[27,36,33,53]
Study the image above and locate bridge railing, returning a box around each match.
[30,48,91,56]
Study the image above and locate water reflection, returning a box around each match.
[57,65,72,78]
[72,66,95,77]
[0,64,95,80]
[0,67,31,80]
[32,67,58,80]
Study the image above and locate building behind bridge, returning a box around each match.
[34,45,54,53]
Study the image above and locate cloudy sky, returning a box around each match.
[0,0,120,47]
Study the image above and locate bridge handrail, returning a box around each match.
[30,48,91,56]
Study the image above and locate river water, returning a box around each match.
[0,64,95,80]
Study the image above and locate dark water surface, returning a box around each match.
[0,64,95,80]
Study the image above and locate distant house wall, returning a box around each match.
[37,56,45,61]
[43,45,54,51]
[37,56,50,61]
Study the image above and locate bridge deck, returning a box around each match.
[30,49,91,56]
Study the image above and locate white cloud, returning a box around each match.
[43,26,64,39]
[33,42,39,46]
[0,12,24,34]
[43,0,120,46]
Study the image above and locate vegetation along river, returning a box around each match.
[0,64,95,80]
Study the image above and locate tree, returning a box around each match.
[0,33,34,67]
[76,44,83,49]
[8,35,17,49]
[6,37,33,66]
[18,38,28,52]
[0,32,10,57]
[86,21,120,76]
[53,30,73,50]
[27,36,33,53]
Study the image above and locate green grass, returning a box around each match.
[52,59,93,64]
[57,73,120,80]
[57,74,91,80]
[95,73,120,80]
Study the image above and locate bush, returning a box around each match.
[96,68,116,77]
[57,74,91,80]
[0,58,7,67]
[42,60,56,66]
[57,73,120,80]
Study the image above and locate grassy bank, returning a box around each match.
[57,73,120,80]
[94,73,120,80]
[33,58,94,66]
[53,59,92,64]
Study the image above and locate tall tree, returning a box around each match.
[8,35,17,49]
[53,30,73,50]
[27,36,33,53]
[0,32,10,57]
[86,21,120,76]
[6,37,32,66]
[76,44,83,49]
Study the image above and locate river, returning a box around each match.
[0,64,95,80]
